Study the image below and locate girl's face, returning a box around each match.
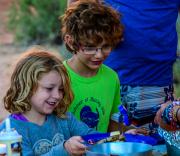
[30,70,64,117]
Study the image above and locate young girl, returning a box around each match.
[0,47,96,156]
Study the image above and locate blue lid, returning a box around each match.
[118,105,131,126]
[123,115,131,126]
[82,133,110,145]
[124,134,158,146]
[118,105,127,115]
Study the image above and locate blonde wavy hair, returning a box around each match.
[4,46,73,118]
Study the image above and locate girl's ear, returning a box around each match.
[64,34,74,50]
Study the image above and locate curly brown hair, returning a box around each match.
[4,46,74,118]
[61,0,123,53]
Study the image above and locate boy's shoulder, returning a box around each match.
[0,117,24,134]
[101,64,118,77]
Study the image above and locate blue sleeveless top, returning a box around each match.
[104,0,180,86]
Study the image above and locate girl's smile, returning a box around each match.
[24,70,64,124]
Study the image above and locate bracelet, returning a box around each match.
[161,104,173,124]
[176,107,180,125]
[172,106,180,122]
[161,100,180,129]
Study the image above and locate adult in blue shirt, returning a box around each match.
[103,0,180,124]
[68,0,180,125]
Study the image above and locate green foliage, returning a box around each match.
[177,15,180,52]
[8,0,67,45]
[175,15,180,97]
[173,59,180,97]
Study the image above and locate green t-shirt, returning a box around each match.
[64,61,120,132]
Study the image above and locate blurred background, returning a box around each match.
[0,0,180,121]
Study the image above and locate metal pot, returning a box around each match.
[86,142,153,156]
[166,141,180,156]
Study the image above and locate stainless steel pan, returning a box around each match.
[86,142,153,156]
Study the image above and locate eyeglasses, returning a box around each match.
[80,45,112,55]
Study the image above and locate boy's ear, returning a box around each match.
[64,34,74,49]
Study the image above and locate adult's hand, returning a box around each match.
[154,101,179,131]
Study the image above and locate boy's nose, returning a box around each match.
[94,48,104,58]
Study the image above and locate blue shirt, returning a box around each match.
[0,113,96,156]
[104,0,180,86]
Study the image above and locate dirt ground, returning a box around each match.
[0,46,25,121]
[0,0,22,121]
[0,0,62,121]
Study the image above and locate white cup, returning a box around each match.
[0,144,6,156]
[0,129,22,156]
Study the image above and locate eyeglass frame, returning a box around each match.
[79,44,112,55]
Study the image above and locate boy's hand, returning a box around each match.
[64,136,87,155]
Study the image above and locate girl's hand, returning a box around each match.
[64,136,86,156]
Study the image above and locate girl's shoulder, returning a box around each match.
[49,112,74,121]
[0,116,28,130]
[49,112,79,127]
[0,119,5,131]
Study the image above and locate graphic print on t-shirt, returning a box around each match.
[80,105,99,129]
[33,133,64,155]
[71,97,104,130]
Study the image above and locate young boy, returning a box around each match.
[60,0,123,132]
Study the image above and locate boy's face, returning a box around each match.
[29,70,64,118]
[74,42,112,71]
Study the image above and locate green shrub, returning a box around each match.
[175,15,180,97]
[177,14,180,53]
[8,0,67,45]
[173,59,180,97]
